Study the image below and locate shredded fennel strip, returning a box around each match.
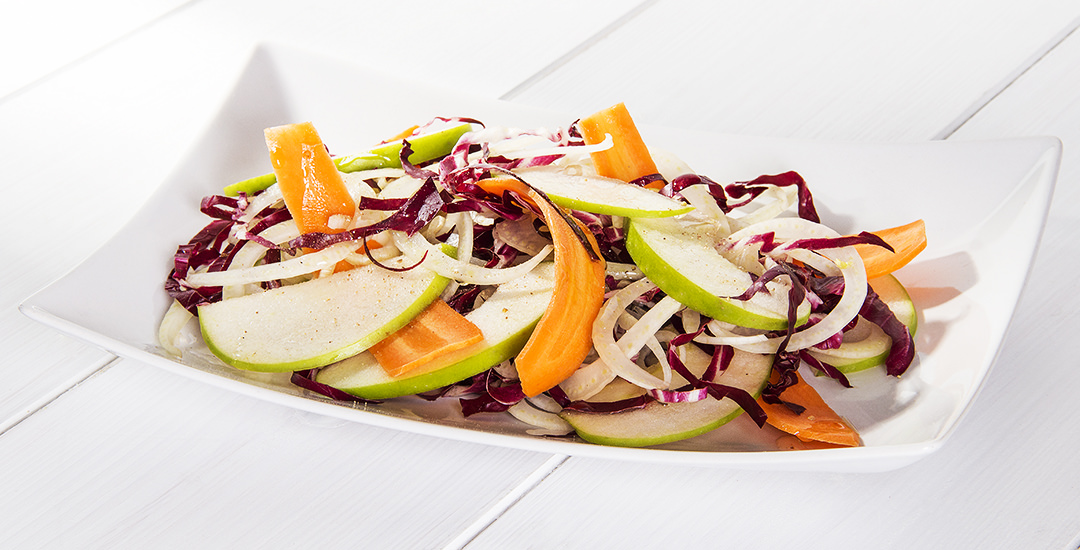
[493,133,613,160]
[221,223,302,298]
[698,218,868,353]
[562,293,682,401]
[391,230,552,285]
[453,212,474,261]
[615,295,683,385]
[507,400,573,436]
[604,261,644,281]
[184,239,359,288]
[590,278,670,392]
[729,186,797,228]
[442,212,474,299]
[559,358,615,402]
[678,185,731,237]
[157,300,194,357]
[238,184,284,224]
[681,308,701,335]
[643,336,674,388]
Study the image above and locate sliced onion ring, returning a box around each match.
[392,230,552,285]
[591,278,669,391]
[698,218,867,354]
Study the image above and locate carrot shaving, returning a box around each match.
[579,103,663,189]
[265,122,356,237]
[476,177,606,397]
[757,371,861,447]
[381,124,420,144]
[370,299,484,378]
[854,219,926,279]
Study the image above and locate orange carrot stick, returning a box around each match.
[265,122,356,236]
[369,299,484,377]
[757,371,861,447]
[855,219,927,279]
[579,103,663,189]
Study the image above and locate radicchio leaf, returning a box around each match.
[666,344,768,427]
[725,171,820,222]
[860,285,916,376]
[288,177,447,250]
[290,370,377,404]
[562,395,651,413]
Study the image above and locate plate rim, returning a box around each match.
[18,43,1063,472]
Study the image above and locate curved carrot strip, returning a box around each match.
[757,371,861,447]
[476,178,606,397]
[380,124,420,144]
[855,219,927,279]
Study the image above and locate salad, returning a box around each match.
[159,103,925,449]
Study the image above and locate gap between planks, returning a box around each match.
[935,13,1080,140]
[499,0,661,102]
[441,454,569,550]
[0,354,121,436]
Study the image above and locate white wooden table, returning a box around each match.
[3,1,1080,548]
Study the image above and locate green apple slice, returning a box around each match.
[223,123,472,196]
[315,262,556,399]
[512,166,693,218]
[807,274,918,373]
[560,345,773,447]
[871,273,917,334]
[807,318,891,373]
[625,214,807,330]
[199,255,449,372]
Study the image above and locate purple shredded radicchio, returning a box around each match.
[291,370,377,404]
[761,351,800,408]
[860,286,916,376]
[288,177,447,251]
[799,350,851,388]
[459,369,527,417]
[165,218,233,314]
[778,231,893,254]
[666,345,768,427]
[726,171,820,223]
[563,395,652,413]
[666,170,820,222]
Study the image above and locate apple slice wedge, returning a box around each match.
[626,214,807,330]
[806,274,918,373]
[315,263,556,399]
[511,166,693,218]
[199,255,449,372]
[560,345,773,447]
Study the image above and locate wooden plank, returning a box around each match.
[510,0,1080,142]
[0,359,556,548]
[0,0,190,99]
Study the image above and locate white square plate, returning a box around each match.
[21,44,1060,471]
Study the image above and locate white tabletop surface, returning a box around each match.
[3,1,1080,548]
